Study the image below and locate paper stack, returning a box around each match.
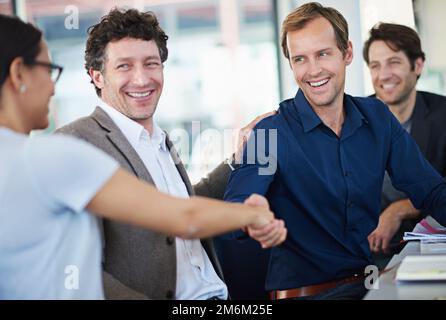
[403,218,446,241]
[396,255,446,281]
[420,239,446,255]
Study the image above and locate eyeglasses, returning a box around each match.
[30,61,64,83]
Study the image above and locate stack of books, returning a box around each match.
[403,218,446,241]
[420,239,446,255]
[396,256,446,281]
[397,218,446,282]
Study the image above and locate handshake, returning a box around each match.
[243,194,287,249]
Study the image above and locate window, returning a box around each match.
[0,0,12,15]
[22,0,280,181]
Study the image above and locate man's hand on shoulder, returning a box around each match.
[234,110,277,163]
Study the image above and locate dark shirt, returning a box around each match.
[381,118,412,208]
[224,89,446,290]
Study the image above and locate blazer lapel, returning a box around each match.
[91,107,155,183]
[165,134,195,196]
[410,92,430,155]
[164,134,225,280]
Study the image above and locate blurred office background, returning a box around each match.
[1,0,445,299]
[1,0,445,181]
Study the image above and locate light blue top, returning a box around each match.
[0,128,119,299]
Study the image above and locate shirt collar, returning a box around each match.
[151,121,168,152]
[341,94,367,140]
[293,89,366,137]
[97,100,167,151]
[293,89,322,133]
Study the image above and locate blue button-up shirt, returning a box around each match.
[224,89,446,291]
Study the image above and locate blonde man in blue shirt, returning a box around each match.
[224,2,446,300]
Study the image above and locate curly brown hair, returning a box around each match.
[363,22,425,71]
[85,8,168,97]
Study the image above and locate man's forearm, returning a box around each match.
[391,198,421,220]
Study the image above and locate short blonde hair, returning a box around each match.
[281,2,349,60]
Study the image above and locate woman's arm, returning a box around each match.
[86,169,274,239]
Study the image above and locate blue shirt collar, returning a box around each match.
[293,89,322,133]
[293,89,367,138]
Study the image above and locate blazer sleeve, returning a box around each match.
[193,161,232,200]
[102,271,149,300]
[54,124,85,140]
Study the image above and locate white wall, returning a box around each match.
[415,0,446,95]
[359,0,415,95]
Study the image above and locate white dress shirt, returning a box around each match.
[98,101,228,300]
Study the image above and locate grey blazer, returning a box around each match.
[56,107,231,300]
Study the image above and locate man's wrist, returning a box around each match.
[392,199,419,219]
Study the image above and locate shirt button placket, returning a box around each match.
[340,142,353,229]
